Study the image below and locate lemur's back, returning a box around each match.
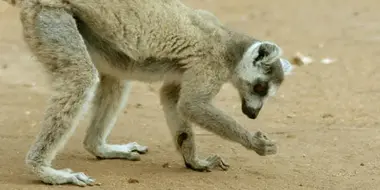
[68,0,205,60]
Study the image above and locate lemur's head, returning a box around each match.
[231,41,292,119]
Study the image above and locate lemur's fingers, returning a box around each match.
[206,155,230,171]
[251,131,278,156]
[184,155,230,172]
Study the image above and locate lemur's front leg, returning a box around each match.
[160,81,229,172]
[177,66,277,165]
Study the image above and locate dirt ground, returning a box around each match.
[1,0,380,189]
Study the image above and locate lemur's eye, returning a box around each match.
[253,83,269,97]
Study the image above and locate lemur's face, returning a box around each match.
[231,41,293,119]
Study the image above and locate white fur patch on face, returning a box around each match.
[280,58,293,75]
[245,94,263,109]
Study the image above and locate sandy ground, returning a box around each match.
[1,0,380,189]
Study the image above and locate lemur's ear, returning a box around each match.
[252,41,282,66]
[280,58,293,75]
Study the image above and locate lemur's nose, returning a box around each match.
[253,82,269,97]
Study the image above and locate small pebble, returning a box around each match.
[321,113,333,118]
[360,163,365,166]
[128,178,139,184]
[286,134,296,139]
[292,52,313,66]
[162,163,170,168]
[320,58,336,65]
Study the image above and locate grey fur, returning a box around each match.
[3,0,290,186]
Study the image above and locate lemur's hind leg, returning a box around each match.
[83,75,148,160]
[22,7,98,186]
[159,81,229,172]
